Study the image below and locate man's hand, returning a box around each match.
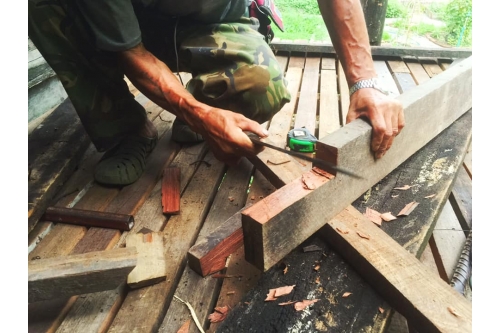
[118,43,267,165]
[197,108,268,166]
[347,89,404,159]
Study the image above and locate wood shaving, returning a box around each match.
[425,194,436,199]
[314,265,320,271]
[336,227,349,234]
[176,320,190,333]
[267,156,291,165]
[315,276,320,284]
[357,231,370,240]
[312,167,334,179]
[448,306,461,317]
[279,300,297,306]
[283,265,288,275]
[397,202,419,216]
[208,306,230,323]
[380,212,397,222]
[226,291,235,295]
[265,285,295,301]
[394,185,413,190]
[294,299,319,311]
[228,196,234,202]
[303,244,323,252]
[365,207,382,226]
[301,173,317,190]
[342,292,352,298]
[250,195,255,200]
[391,194,399,198]
[379,307,385,314]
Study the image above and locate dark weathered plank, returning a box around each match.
[321,207,472,333]
[28,248,137,303]
[160,158,254,333]
[270,42,472,59]
[242,57,472,271]
[28,98,91,233]
[108,152,226,333]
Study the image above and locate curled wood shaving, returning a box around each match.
[312,167,334,179]
[174,295,205,333]
[265,285,295,301]
[336,227,349,234]
[294,299,319,311]
[394,185,413,190]
[380,212,397,222]
[357,231,370,240]
[301,173,317,190]
[448,306,461,317]
[397,202,419,217]
[208,306,230,323]
[365,207,382,226]
[342,292,352,298]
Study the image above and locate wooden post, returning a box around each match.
[361,0,389,46]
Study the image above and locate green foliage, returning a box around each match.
[272,0,330,42]
[382,31,392,43]
[443,0,472,46]
[386,0,408,19]
[274,0,320,15]
[273,11,330,42]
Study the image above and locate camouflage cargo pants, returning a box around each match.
[28,0,291,151]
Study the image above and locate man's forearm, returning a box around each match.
[317,0,376,86]
[117,43,210,131]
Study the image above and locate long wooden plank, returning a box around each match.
[28,98,91,233]
[373,60,400,97]
[321,206,472,333]
[29,247,137,303]
[242,57,472,271]
[293,53,320,134]
[160,159,254,333]
[318,55,340,139]
[337,61,350,125]
[270,42,472,59]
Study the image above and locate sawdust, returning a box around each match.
[416,155,458,187]
[315,320,328,332]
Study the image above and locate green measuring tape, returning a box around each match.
[287,128,317,153]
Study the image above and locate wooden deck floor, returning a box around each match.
[28,48,472,333]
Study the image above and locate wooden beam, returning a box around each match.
[28,247,137,303]
[269,41,472,59]
[242,57,472,271]
[321,206,471,333]
[126,232,167,289]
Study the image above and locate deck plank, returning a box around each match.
[318,55,340,139]
[294,53,320,134]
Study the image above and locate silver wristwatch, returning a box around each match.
[349,78,388,97]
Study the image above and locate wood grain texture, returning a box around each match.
[162,167,181,214]
[126,232,167,289]
[160,158,254,333]
[294,54,320,134]
[108,152,226,333]
[242,57,472,271]
[318,68,341,139]
[28,98,91,233]
[29,247,137,303]
[337,61,350,125]
[405,59,431,85]
[322,206,472,333]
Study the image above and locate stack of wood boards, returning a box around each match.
[28,45,472,333]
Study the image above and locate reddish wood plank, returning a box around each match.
[162,167,181,214]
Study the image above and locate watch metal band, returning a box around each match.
[349,78,388,97]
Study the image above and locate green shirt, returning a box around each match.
[77,0,248,52]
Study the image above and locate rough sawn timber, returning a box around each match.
[322,206,472,333]
[28,247,137,303]
[242,56,472,271]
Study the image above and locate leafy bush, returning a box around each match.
[443,0,472,46]
[386,0,408,18]
[274,0,321,15]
